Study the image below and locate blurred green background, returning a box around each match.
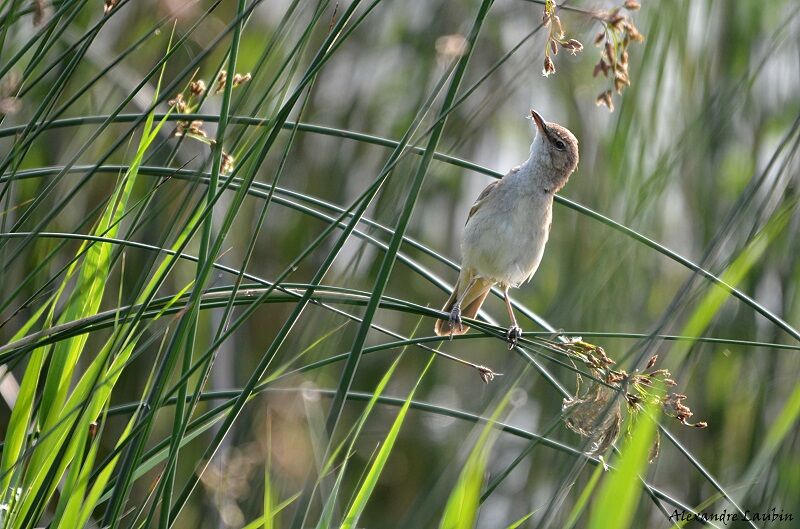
[0,0,799,527]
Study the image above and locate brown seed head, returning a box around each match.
[596,90,614,111]
[189,80,206,97]
[542,56,556,77]
[594,31,605,45]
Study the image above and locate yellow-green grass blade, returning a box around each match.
[315,345,408,528]
[0,302,51,503]
[315,455,349,529]
[588,400,661,529]
[72,326,171,529]
[37,101,172,427]
[438,388,510,529]
[735,382,800,502]
[672,492,725,529]
[72,397,148,528]
[563,462,604,529]
[340,355,434,529]
[675,202,794,362]
[0,248,87,501]
[240,492,301,529]
[9,108,176,525]
[322,327,409,477]
[11,339,136,525]
[262,459,276,529]
[50,401,112,529]
[34,33,175,434]
[503,511,535,529]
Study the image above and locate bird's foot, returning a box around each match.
[476,365,502,384]
[448,305,462,338]
[506,325,523,349]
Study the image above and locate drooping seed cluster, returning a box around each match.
[167,71,251,174]
[538,0,645,112]
[541,0,584,78]
[592,1,645,111]
[555,340,706,461]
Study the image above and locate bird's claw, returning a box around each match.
[476,365,503,384]
[506,325,523,349]
[448,306,462,339]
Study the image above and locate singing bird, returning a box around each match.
[434,109,579,348]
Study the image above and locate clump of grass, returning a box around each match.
[0,0,797,527]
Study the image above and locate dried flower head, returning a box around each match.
[168,93,188,113]
[596,90,614,111]
[535,0,645,112]
[189,120,206,136]
[540,2,583,80]
[591,1,645,111]
[476,365,498,384]
[103,0,118,15]
[215,70,228,93]
[232,72,252,87]
[561,39,584,55]
[542,56,556,77]
[553,338,706,462]
[214,71,252,94]
[563,383,622,456]
[189,80,206,97]
[661,392,704,427]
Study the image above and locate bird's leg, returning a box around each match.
[448,305,462,336]
[503,286,522,349]
[449,277,478,337]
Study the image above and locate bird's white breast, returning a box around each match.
[461,178,553,287]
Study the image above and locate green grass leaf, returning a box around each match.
[588,400,661,529]
[438,388,511,529]
[340,355,434,529]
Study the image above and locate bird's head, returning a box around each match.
[529,109,579,192]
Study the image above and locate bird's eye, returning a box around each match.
[555,139,566,150]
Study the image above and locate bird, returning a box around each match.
[434,109,579,348]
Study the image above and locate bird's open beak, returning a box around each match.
[530,109,546,132]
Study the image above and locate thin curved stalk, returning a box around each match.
[2,115,796,343]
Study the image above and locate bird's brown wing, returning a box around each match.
[465,180,500,225]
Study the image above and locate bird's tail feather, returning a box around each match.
[434,270,492,336]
